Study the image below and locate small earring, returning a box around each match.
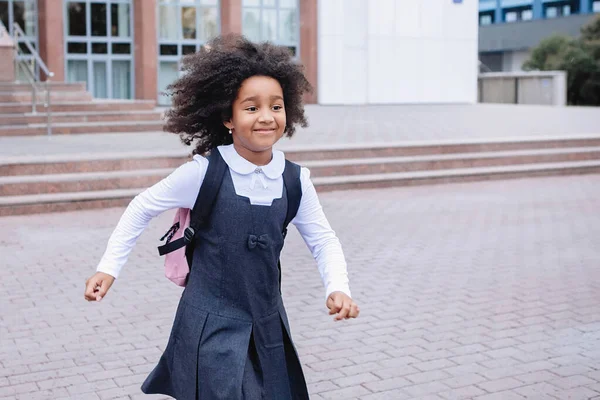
[228,129,232,135]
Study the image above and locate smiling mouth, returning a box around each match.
[254,129,276,134]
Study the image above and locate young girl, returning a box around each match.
[84,34,359,399]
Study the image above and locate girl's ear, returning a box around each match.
[223,120,233,130]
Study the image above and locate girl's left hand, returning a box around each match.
[326,292,360,321]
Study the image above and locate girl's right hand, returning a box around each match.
[84,272,115,302]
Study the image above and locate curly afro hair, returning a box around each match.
[163,34,313,155]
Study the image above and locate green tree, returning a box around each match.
[523,15,600,106]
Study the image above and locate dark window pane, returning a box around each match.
[182,45,196,55]
[0,3,9,32]
[13,1,36,36]
[18,41,32,54]
[91,3,107,36]
[92,42,107,54]
[112,43,131,54]
[160,44,178,55]
[68,2,87,36]
[67,42,87,54]
[111,3,130,37]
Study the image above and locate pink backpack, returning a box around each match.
[159,208,191,286]
[158,151,226,287]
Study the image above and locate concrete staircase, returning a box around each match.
[2,134,600,216]
[0,81,163,137]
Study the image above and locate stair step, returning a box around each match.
[3,141,600,177]
[305,146,600,176]
[312,160,600,191]
[0,110,164,125]
[2,160,600,216]
[0,120,165,136]
[3,147,600,195]
[0,82,87,92]
[0,168,172,195]
[0,100,156,113]
[0,91,93,103]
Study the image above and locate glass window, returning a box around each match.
[242,8,260,42]
[67,59,88,83]
[92,42,108,54]
[158,0,221,105]
[158,61,178,105]
[91,3,107,36]
[182,44,196,54]
[242,0,299,54]
[13,0,36,36]
[505,11,517,22]
[480,14,492,25]
[159,5,178,39]
[545,6,557,18]
[200,7,218,40]
[112,43,131,54]
[563,5,571,16]
[279,8,297,41]
[68,2,87,36]
[181,6,196,39]
[112,60,131,99]
[111,3,130,37]
[66,0,133,100]
[0,3,8,30]
[261,9,277,41]
[160,44,178,55]
[593,1,600,12]
[67,42,87,53]
[93,61,108,98]
[522,9,533,20]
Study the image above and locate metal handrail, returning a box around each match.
[8,22,54,135]
[13,23,54,79]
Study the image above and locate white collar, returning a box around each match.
[217,144,285,179]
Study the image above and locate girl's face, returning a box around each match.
[225,75,286,159]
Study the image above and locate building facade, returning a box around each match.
[1,0,479,105]
[479,0,600,72]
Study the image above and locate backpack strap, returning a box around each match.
[189,150,227,233]
[157,150,227,256]
[282,160,302,237]
[278,159,302,292]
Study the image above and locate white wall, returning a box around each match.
[317,0,479,104]
[502,50,531,72]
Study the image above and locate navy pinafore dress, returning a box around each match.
[141,168,310,399]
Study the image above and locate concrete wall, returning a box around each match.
[502,50,531,72]
[317,0,479,105]
[478,71,567,106]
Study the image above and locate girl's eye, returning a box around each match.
[273,105,283,111]
[246,106,257,112]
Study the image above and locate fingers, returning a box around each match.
[84,278,99,302]
[327,292,360,321]
[348,303,360,319]
[335,298,351,321]
[84,273,114,302]
[328,295,343,315]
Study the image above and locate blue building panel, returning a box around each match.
[480,0,596,24]
[479,0,497,11]
[501,0,533,7]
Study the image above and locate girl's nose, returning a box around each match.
[258,110,274,122]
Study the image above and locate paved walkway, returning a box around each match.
[1,104,600,160]
[1,174,600,399]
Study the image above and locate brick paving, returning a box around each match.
[1,103,600,159]
[1,174,600,399]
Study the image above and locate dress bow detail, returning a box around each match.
[247,234,270,250]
